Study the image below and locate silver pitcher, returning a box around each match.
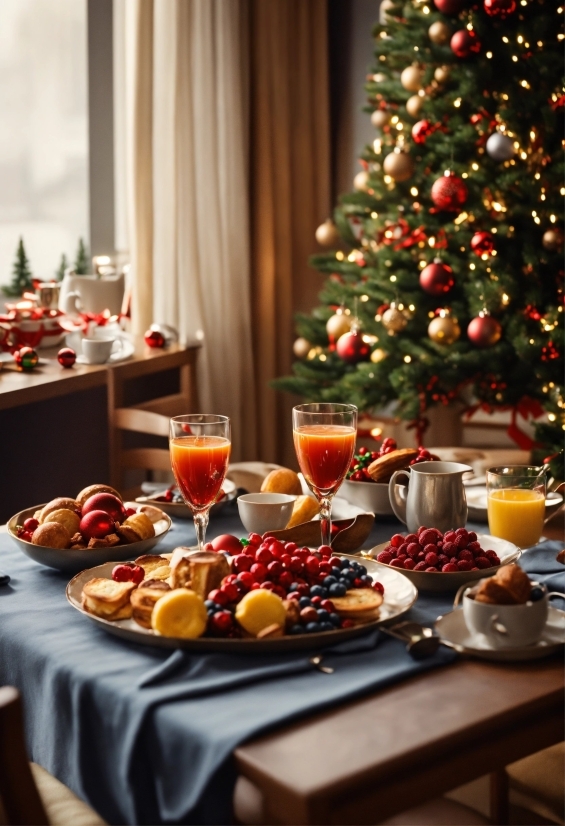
[388,461,472,534]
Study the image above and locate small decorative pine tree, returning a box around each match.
[3,238,34,298]
[74,238,89,275]
[55,253,68,281]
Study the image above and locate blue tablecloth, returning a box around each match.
[0,502,562,825]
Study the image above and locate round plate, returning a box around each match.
[8,504,172,573]
[66,554,418,652]
[367,534,520,593]
[136,479,237,519]
[465,487,563,524]
[435,606,565,661]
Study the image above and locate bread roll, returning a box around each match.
[44,509,80,536]
[76,484,122,507]
[122,512,155,541]
[261,468,302,496]
[286,495,320,528]
[39,498,80,523]
[31,522,71,549]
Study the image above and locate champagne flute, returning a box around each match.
[169,414,231,550]
[292,403,357,547]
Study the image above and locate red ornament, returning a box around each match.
[412,120,434,145]
[450,29,481,58]
[541,341,560,361]
[470,231,495,256]
[144,329,165,348]
[14,346,39,371]
[431,172,468,212]
[434,0,466,12]
[79,510,114,540]
[82,493,125,522]
[467,315,502,347]
[336,330,371,364]
[57,347,76,368]
[484,0,516,16]
[420,260,455,295]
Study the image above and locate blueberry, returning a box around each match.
[330,566,341,577]
[341,567,353,578]
[338,577,349,586]
[329,582,347,597]
[362,574,373,584]
[317,609,330,622]
[306,622,322,634]
[289,582,299,592]
[529,586,544,602]
[299,596,312,609]
[329,612,341,627]
[357,565,367,576]
[310,585,327,598]
[320,622,335,633]
[323,575,337,587]
[289,624,304,635]
[340,558,350,569]
[204,600,216,610]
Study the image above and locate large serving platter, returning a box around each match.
[66,554,418,653]
[367,535,520,593]
[8,504,172,573]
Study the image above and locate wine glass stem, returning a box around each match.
[194,510,209,550]
[320,495,333,547]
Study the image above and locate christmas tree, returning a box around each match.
[55,253,68,281]
[3,238,34,297]
[275,0,564,479]
[74,238,89,275]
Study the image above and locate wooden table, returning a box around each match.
[236,518,565,825]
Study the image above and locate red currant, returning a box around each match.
[208,588,229,606]
[373,582,384,595]
[248,533,262,546]
[250,563,267,582]
[318,545,332,557]
[279,570,293,587]
[23,517,39,532]
[211,610,233,634]
[255,547,273,565]
[220,582,239,602]
[20,530,34,542]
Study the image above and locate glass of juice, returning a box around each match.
[487,465,547,548]
[169,414,231,549]
[293,403,357,547]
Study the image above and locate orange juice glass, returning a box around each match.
[293,403,357,547]
[170,415,231,549]
[486,466,546,548]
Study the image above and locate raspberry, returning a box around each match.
[398,543,409,555]
[458,549,473,562]
[467,531,477,542]
[417,526,428,536]
[443,541,455,556]
[373,582,384,594]
[406,543,421,558]
[475,556,492,569]
[450,557,459,565]
[419,529,439,547]
[442,563,458,572]
[455,528,468,538]
[377,550,393,564]
[471,567,479,571]
[403,558,415,570]
[454,534,468,550]
[425,566,439,572]
[425,551,439,566]
[467,541,480,553]
[487,553,500,566]
[437,554,449,567]
[485,550,499,560]
[423,543,437,556]
[457,559,472,571]
[390,534,405,548]
[396,555,407,563]
[436,541,443,549]
[443,530,456,543]
[417,551,426,561]
[405,533,419,544]
[390,558,405,568]
[414,561,427,571]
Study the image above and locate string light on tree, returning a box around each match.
[370,348,387,363]
[467,312,502,347]
[428,310,461,345]
[542,229,563,252]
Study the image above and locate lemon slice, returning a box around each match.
[235,589,286,636]
[151,589,207,638]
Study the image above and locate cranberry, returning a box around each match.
[328,557,341,569]
[296,583,310,596]
[260,581,275,591]
[219,582,238,602]
[390,534,405,548]
[237,570,254,587]
[20,530,34,543]
[305,555,320,574]
[475,556,492,569]
[403,558,416,570]
[223,573,238,584]
[358,446,367,455]
[250,563,267,582]
[289,556,304,572]
[273,585,287,599]
[112,564,137,583]
[354,577,364,587]
[318,545,332,557]
[457,560,472,572]
[371,451,379,460]
[377,550,393,564]
[248,532,262,546]
[283,542,298,554]
[321,599,335,611]
[233,554,252,572]
[419,449,431,459]
[211,610,233,634]
[296,547,309,561]
[280,554,292,568]
[279,570,293,587]
[251,582,261,590]
[23,517,39,532]
[442,563,458,572]
[319,561,332,574]
[208,588,229,606]
[267,560,282,578]
[255,547,273,565]
[373,582,384,595]
[287,591,301,601]
[311,595,322,606]
[124,507,136,518]
[341,619,355,629]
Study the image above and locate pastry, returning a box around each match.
[474,564,531,605]
[115,524,141,544]
[286,495,320,528]
[44,508,80,536]
[39,498,81,523]
[235,589,287,636]
[171,551,231,599]
[260,468,302,496]
[121,512,155,541]
[330,588,383,618]
[131,581,171,628]
[136,504,166,524]
[367,449,419,483]
[81,578,136,620]
[31,522,71,549]
[135,554,171,581]
[151,589,207,638]
[76,484,122,507]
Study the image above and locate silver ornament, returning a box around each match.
[486,132,515,163]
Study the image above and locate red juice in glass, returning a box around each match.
[293,425,356,495]
[170,436,231,511]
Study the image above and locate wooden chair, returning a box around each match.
[111,408,173,499]
[0,686,106,826]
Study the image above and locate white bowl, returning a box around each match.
[340,479,395,516]
[237,493,296,535]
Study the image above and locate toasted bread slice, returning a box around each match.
[131,582,170,628]
[116,524,141,544]
[330,588,383,615]
[184,552,231,600]
[81,578,135,620]
[367,449,419,483]
[123,513,155,540]
[135,555,169,575]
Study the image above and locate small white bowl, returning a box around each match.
[237,493,296,535]
[340,479,395,516]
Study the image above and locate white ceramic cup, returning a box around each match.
[82,337,121,364]
[237,493,296,536]
[462,582,551,648]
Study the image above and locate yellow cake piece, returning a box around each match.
[286,495,320,528]
[151,589,207,639]
[235,589,286,637]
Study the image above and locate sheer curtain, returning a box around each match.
[114,0,256,460]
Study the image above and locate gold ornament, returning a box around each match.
[383,149,414,182]
[428,313,461,345]
[542,228,563,252]
[428,21,451,45]
[315,219,341,248]
[400,65,422,93]
[434,65,450,84]
[326,312,351,341]
[370,348,387,363]
[371,109,391,129]
[293,337,312,359]
[353,170,370,191]
[382,303,409,335]
[406,94,424,118]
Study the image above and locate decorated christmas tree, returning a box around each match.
[74,238,89,275]
[3,238,34,297]
[275,0,564,478]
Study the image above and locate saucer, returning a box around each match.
[466,486,563,523]
[76,339,135,365]
[435,605,565,661]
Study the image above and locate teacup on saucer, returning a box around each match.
[237,493,296,535]
[462,581,549,648]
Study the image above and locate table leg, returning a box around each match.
[490,769,509,825]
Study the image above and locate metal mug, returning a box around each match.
[388,461,472,534]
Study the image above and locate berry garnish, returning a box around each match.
[112,563,144,584]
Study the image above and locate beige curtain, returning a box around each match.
[115,0,256,460]
[249,0,331,466]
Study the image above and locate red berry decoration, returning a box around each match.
[23,517,39,532]
[470,231,495,256]
[211,534,243,554]
[112,563,144,584]
[419,260,455,296]
[82,493,125,522]
[431,171,468,212]
[144,329,165,348]
[467,314,502,347]
[211,610,233,635]
[484,0,516,16]
[57,347,76,368]
[14,347,39,371]
[434,0,466,12]
[451,29,481,58]
[412,120,433,145]
[336,330,371,364]
[80,510,114,540]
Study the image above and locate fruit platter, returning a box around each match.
[66,534,418,652]
[8,483,171,573]
[368,526,520,592]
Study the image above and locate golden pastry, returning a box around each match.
[367,449,419,483]
[82,578,135,620]
[39,498,81,523]
[44,508,80,536]
[135,555,170,576]
[76,484,123,508]
[31,522,71,549]
[235,590,286,637]
[330,588,383,618]
[474,564,531,605]
[151,589,207,638]
[121,512,155,541]
[131,581,171,628]
[286,495,320,528]
[260,468,302,496]
[171,551,231,599]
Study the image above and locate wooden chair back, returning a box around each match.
[0,686,48,825]
[112,409,173,496]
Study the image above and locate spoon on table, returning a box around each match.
[381,621,463,659]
